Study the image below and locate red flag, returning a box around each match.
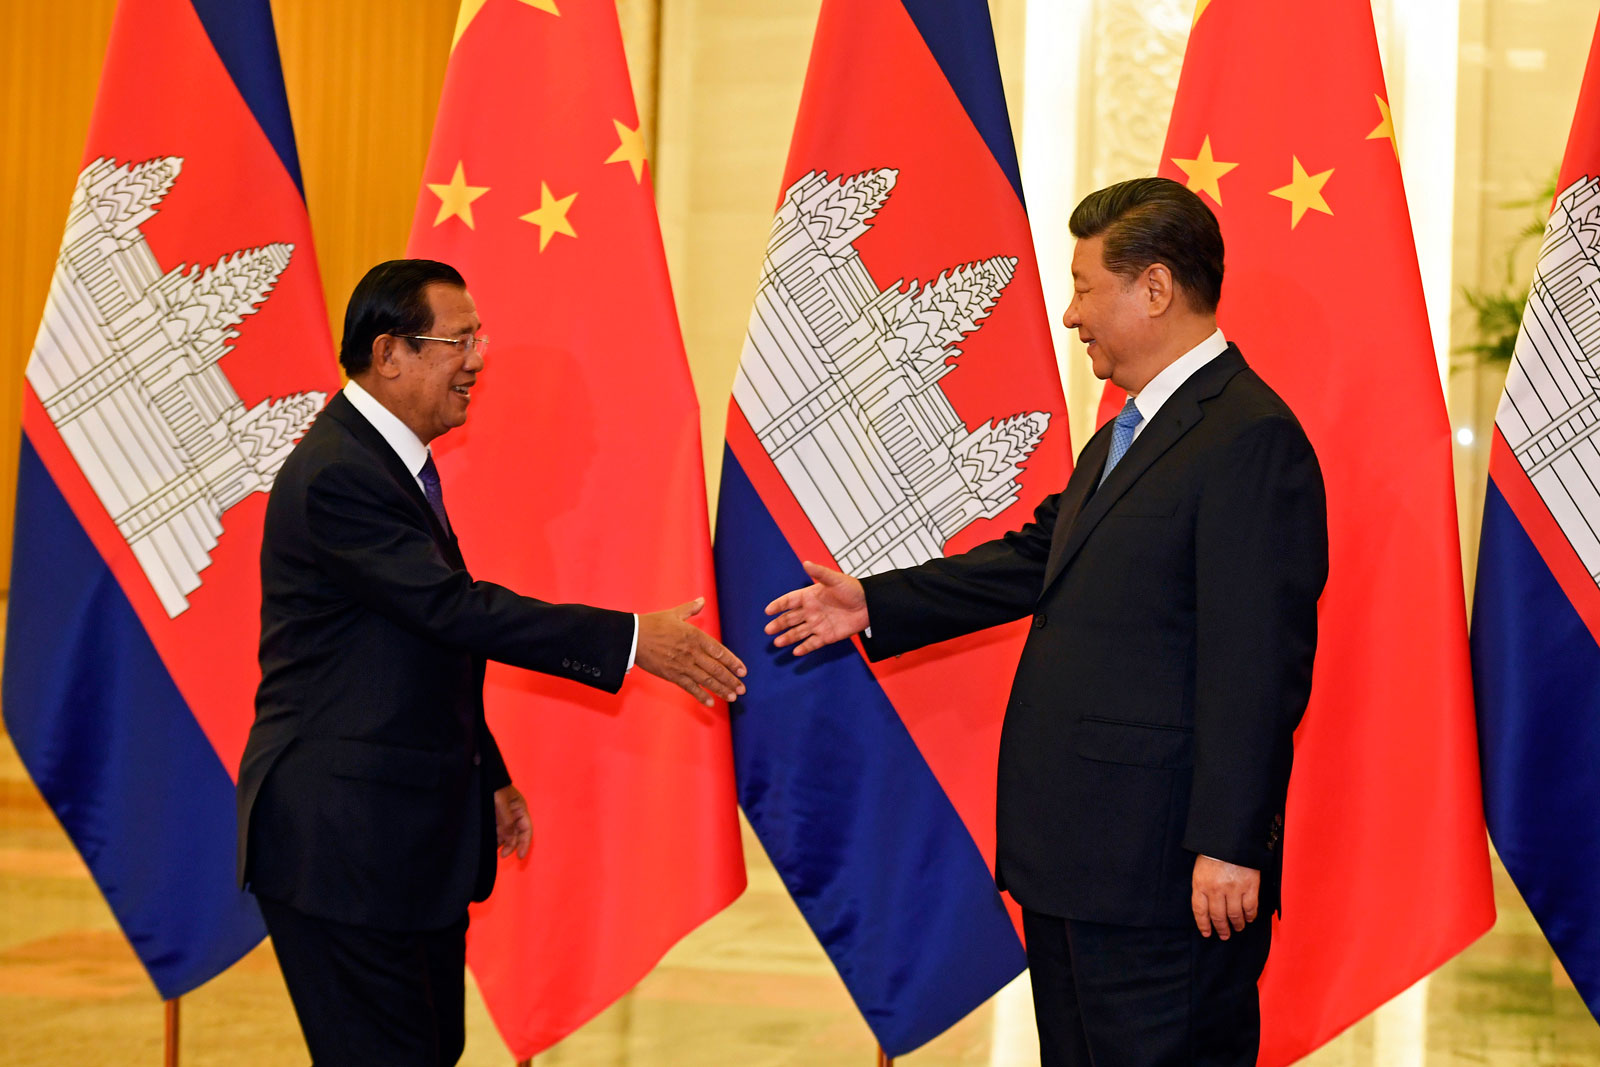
[404,1,744,1056]
[1151,2,1494,1060]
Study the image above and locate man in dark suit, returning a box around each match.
[237,259,747,1066]
[763,178,1328,1065]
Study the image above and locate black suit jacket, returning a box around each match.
[237,391,634,931]
[861,347,1328,928]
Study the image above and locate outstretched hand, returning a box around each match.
[763,561,869,656]
[636,598,748,707]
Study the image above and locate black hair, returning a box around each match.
[1068,177,1224,312]
[339,259,467,375]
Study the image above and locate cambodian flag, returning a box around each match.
[1472,13,1600,1022]
[713,0,1071,1054]
[3,0,337,997]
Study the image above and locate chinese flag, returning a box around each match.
[405,0,744,1057]
[1148,1,1495,1061]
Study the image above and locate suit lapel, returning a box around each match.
[322,392,459,555]
[1043,423,1112,586]
[1042,348,1247,592]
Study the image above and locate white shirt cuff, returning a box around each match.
[627,614,639,671]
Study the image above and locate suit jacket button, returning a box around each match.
[562,658,571,668]
[1033,612,1047,630]
[473,753,481,766]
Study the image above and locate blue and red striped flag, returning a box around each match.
[3,0,336,997]
[1472,12,1600,1022]
[713,0,1070,1054]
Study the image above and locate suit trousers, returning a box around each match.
[258,895,470,1067]
[1022,907,1272,1067]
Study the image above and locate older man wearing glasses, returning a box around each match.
[236,259,746,1066]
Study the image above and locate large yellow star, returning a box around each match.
[1193,0,1213,26]
[426,162,490,229]
[1367,94,1398,159]
[519,182,578,251]
[1171,136,1238,206]
[605,119,648,183]
[453,0,560,51]
[1267,156,1334,229]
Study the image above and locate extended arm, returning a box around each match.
[764,491,1064,658]
[308,461,744,703]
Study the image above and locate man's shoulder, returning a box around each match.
[1210,357,1309,437]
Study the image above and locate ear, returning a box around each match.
[370,333,404,380]
[1143,263,1176,317]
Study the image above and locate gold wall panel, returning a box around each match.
[0,1,118,593]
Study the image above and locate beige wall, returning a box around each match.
[1450,0,1597,589]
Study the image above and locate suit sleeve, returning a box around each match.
[305,459,635,693]
[479,721,511,792]
[1182,416,1328,870]
[859,490,1061,660]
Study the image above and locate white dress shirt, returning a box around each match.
[341,379,638,667]
[1128,328,1229,440]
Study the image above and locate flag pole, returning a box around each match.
[164,997,180,1067]
[877,1047,893,1066]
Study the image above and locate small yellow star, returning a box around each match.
[1171,136,1239,206]
[1267,156,1334,229]
[426,162,490,229]
[1193,0,1213,26]
[454,0,560,51]
[519,182,578,251]
[1367,95,1398,159]
[605,119,648,183]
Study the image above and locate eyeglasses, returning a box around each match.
[390,333,491,357]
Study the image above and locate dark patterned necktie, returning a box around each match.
[417,453,451,533]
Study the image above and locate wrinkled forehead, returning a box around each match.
[423,283,480,335]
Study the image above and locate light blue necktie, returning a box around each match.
[1101,396,1144,484]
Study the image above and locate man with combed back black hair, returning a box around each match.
[237,260,747,1065]
[763,178,1328,1064]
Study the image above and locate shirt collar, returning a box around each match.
[343,378,431,479]
[1130,328,1228,430]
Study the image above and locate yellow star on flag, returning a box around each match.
[453,0,560,50]
[1193,0,1213,26]
[1268,156,1334,229]
[519,182,578,251]
[605,119,648,183]
[1367,94,1398,159]
[1171,136,1239,206]
[427,162,490,229]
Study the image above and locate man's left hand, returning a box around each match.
[494,785,532,860]
[1191,854,1260,940]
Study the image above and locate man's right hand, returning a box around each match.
[636,598,747,707]
[763,561,869,656]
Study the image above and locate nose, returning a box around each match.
[466,343,486,373]
[1061,299,1081,331]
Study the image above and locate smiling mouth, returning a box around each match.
[451,384,472,398]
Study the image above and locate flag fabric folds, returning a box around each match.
[1150,2,1496,1060]
[404,2,744,1058]
[3,0,336,998]
[713,0,1071,1054]
[1472,13,1600,1022]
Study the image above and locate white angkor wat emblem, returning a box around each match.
[25,156,326,618]
[1497,175,1600,582]
[733,169,1051,576]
